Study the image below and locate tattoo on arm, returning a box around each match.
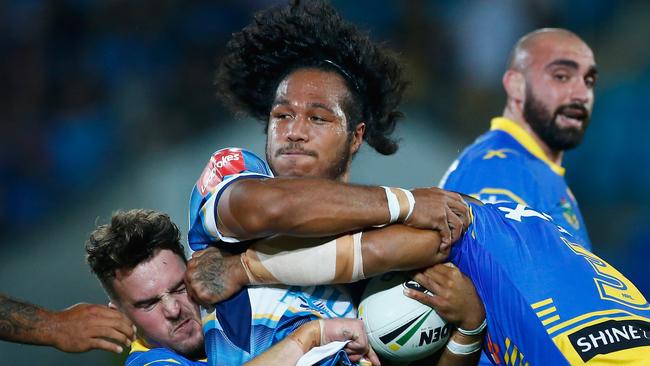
[0,294,44,343]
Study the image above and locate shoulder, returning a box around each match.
[194,147,273,197]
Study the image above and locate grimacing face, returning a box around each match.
[521,34,597,151]
[265,68,363,181]
[110,249,203,358]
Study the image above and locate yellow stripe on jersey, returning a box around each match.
[531,298,554,309]
[490,117,566,176]
[547,309,650,336]
[536,306,558,317]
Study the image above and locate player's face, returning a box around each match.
[522,35,597,151]
[266,68,363,181]
[110,249,203,358]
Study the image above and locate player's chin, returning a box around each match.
[273,160,316,178]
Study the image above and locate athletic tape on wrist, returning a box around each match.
[445,339,482,355]
[399,188,415,222]
[457,318,487,336]
[381,186,415,224]
[381,186,400,224]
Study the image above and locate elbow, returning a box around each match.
[228,182,288,238]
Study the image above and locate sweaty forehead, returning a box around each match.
[274,68,351,106]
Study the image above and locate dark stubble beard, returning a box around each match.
[267,133,353,181]
[523,88,590,151]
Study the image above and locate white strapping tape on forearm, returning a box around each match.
[351,231,364,281]
[244,232,365,285]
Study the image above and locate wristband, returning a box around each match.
[446,339,481,355]
[457,318,487,336]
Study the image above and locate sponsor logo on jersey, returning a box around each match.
[568,319,650,362]
[196,149,245,196]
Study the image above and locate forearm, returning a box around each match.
[0,295,54,346]
[220,178,391,240]
[244,320,320,366]
[242,224,445,286]
[361,224,444,277]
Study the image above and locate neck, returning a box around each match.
[502,104,563,165]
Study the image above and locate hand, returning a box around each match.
[185,247,248,306]
[49,303,136,354]
[320,318,380,365]
[405,263,485,331]
[406,188,469,249]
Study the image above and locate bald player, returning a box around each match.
[441,28,597,250]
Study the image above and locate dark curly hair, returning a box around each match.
[85,209,186,300]
[216,0,407,155]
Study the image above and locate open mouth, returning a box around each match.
[556,106,588,129]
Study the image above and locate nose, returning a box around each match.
[161,295,181,319]
[286,116,309,142]
[570,79,592,105]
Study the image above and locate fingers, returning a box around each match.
[437,210,452,248]
[91,325,132,348]
[446,206,464,244]
[87,338,125,354]
[365,346,381,365]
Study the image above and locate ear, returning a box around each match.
[503,70,525,102]
[350,122,365,155]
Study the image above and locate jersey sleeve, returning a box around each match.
[441,149,539,207]
[188,147,273,251]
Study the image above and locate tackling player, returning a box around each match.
[185,1,479,365]
[85,209,207,366]
[440,28,596,250]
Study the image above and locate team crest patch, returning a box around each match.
[196,148,245,196]
[560,198,580,229]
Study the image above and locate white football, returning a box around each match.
[359,272,450,363]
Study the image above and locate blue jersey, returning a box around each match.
[126,339,207,366]
[451,201,650,365]
[441,117,592,251]
[188,148,356,366]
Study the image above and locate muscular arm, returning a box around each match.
[186,224,447,305]
[243,319,379,366]
[217,177,467,244]
[0,295,135,353]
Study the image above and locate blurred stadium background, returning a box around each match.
[1,1,649,364]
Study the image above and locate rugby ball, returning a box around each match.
[359,272,450,363]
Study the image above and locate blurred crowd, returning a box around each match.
[1,0,648,290]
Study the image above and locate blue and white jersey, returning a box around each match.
[441,117,592,251]
[451,201,650,365]
[126,339,207,366]
[188,148,356,366]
